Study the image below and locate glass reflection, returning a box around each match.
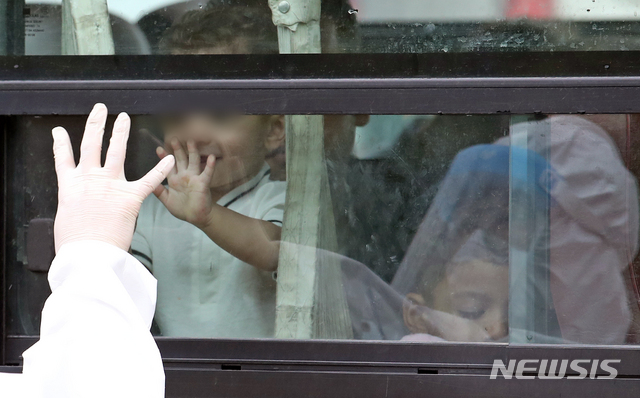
[11,0,640,56]
[391,115,639,344]
[5,112,640,346]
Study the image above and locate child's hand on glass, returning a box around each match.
[154,138,216,228]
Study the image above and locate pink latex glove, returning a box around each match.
[52,103,175,253]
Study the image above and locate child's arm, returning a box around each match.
[154,139,281,272]
[198,205,281,272]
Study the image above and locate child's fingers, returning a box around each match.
[171,138,188,172]
[201,155,216,182]
[187,140,200,173]
[156,145,168,160]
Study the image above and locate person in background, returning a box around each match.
[496,115,640,344]
[0,103,173,397]
[395,114,640,344]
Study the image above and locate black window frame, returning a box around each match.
[2,52,640,397]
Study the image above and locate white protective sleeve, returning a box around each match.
[0,240,165,398]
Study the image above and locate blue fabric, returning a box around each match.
[448,144,554,186]
[439,144,558,222]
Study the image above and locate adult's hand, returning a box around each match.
[52,103,175,252]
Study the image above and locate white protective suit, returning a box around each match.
[0,103,172,397]
[498,116,639,344]
[0,241,165,398]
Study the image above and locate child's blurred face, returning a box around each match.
[404,259,509,342]
[162,114,283,191]
[167,46,369,181]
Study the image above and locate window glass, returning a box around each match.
[0,0,638,55]
[6,112,640,345]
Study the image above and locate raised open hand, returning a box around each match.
[52,103,175,252]
[154,138,216,228]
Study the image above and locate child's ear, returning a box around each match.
[264,115,286,152]
[403,293,430,334]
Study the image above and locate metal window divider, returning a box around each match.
[270,0,353,339]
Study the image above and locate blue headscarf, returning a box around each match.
[392,143,556,295]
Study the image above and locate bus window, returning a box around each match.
[4,0,638,57]
[5,112,640,346]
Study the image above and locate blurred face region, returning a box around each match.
[162,114,284,195]
[404,259,509,342]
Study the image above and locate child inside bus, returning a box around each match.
[131,5,287,337]
[132,113,286,338]
[395,144,516,342]
[132,1,367,338]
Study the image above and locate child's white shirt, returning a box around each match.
[132,164,286,338]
